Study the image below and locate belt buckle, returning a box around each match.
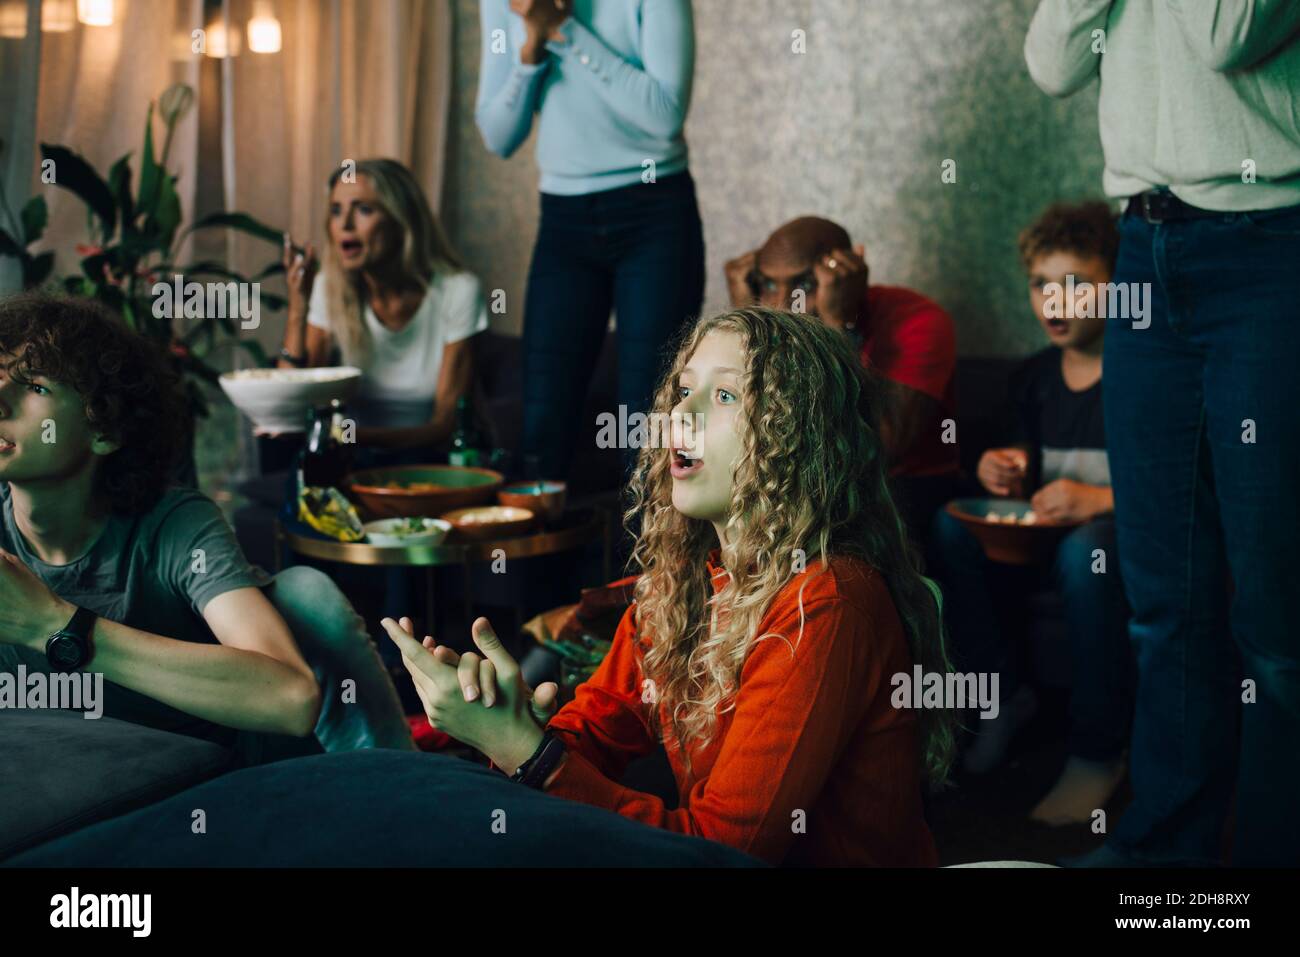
[1142,191,1165,224]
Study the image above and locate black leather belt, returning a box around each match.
[1125,189,1223,223]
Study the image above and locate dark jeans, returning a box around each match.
[930,510,1133,760]
[1103,201,1300,867]
[522,171,706,480]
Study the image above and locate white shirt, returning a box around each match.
[307,271,489,429]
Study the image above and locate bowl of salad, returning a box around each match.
[362,517,454,548]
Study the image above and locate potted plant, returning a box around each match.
[0,83,288,484]
[0,83,287,406]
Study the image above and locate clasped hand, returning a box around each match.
[381,615,559,773]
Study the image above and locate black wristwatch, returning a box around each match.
[510,732,567,789]
[45,606,98,673]
[279,347,307,367]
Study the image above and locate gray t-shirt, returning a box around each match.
[0,482,273,741]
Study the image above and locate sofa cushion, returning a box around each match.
[7,749,763,868]
[0,710,233,861]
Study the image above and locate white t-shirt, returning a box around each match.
[307,271,489,428]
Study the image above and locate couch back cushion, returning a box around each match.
[9,749,763,867]
[0,710,232,860]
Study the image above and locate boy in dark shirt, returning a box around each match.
[931,202,1132,824]
[0,294,413,755]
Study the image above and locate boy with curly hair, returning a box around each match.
[0,294,413,756]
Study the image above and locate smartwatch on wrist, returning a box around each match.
[510,732,567,789]
[45,606,98,673]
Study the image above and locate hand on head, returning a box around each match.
[740,218,869,328]
[724,249,759,306]
[812,244,868,329]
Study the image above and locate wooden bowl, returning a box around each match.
[944,498,1079,565]
[345,465,503,520]
[440,506,535,542]
[497,481,567,524]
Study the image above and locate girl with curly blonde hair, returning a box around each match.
[384,306,955,866]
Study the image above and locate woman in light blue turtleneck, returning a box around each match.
[476,0,703,482]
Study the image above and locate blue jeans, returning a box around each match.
[522,171,706,479]
[1103,201,1300,867]
[930,510,1133,760]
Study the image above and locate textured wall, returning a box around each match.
[441,0,1107,357]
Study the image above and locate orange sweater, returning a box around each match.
[544,553,939,866]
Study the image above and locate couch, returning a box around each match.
[0,710,758,868]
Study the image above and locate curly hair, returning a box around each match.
[624,306,957,785]
[0,293,190,515]
[1018,200,1120,274]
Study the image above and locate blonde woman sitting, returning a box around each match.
[278,158,487,463]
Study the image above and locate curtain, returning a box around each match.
[0,1,45,294]
[217,0,454,330]
[0,0,203,287]
[1,0,453,334]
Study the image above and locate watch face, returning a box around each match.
[48,634,84,670]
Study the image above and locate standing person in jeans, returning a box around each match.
[475,0,704,481]
[1026,1,1300,866]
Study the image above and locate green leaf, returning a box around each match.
[39,144,117,241]
[186,354,222,385]
[170,261,246,281]
[24,252,55,288]
[0,227,22,257]
[184,211,284,246]
[107,154,135,228]
[238,339,271,368]
[118,231,168,261]
[151,173,182,252]
[137,103,162,221]
[20,196,48,245]
[80,250,112,281]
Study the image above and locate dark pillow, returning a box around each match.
[7,749,764,868]
[0,710,233,860]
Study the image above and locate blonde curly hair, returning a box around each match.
[625,306,955,784]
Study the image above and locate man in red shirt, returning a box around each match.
[725,217,959,535]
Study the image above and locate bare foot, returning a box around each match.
[1030,754,1126,826]
[961,686,1038,775]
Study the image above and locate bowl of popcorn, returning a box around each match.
[944,498,1080,565]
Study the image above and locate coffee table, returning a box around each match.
[273,508,612,635]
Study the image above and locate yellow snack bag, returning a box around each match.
[298,486,365,542]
